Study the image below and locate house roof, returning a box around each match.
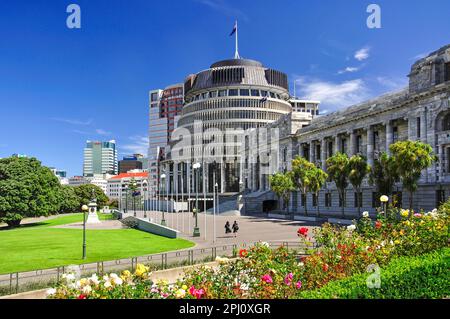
[108,172,148,180]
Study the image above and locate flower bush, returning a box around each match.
[49,199,449,299]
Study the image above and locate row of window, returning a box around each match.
[179,109,283,125]
[186,88,285,104]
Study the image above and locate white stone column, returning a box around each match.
[334,136,340,154]
[349,131,356,156]
[421,110,427,143]
[321,139,327,170]
[367,126,374,166]
[309,141,315,164]
[385,121,393,155]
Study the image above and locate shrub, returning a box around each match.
[298,248,450,299]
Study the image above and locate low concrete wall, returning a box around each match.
[294,216,326,222]
[122,216,179,238]
[327,218,355,225]
[267,213,291,220]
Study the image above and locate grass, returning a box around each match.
[0,213,195,274]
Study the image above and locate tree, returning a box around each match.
[291,156,316,216]
[58,185,79,214]
[326,152,350,218]
[369,152,399,200]
[72,184,109,207]
[308,166,328,217]
[389,140,437,211]
[348,155,371,216]
[269,172,295,213]
[0,157,62,227]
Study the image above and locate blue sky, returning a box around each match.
[0,0,449,176]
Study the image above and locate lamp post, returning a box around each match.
[132,182,137,217]
[81,204,88,259]
[192,162,201,237]
[143,181,148,219]
[161,173,167,226]
[124,184,129,214]
[380,195,389,215]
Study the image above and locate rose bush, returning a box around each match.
[49,199,449,299]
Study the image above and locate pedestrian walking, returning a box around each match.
[232,221,239,237]
[225,221,231,234]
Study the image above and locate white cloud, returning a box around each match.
[338,66,359,74]
[354,47,370,61]
[51,117,93,126]
[121,135,148,155]
[95,129,112,136]
[296,77,370,113]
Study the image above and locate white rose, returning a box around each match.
[46,288,56,296]
[362,211,369,218]
[113,277,123,286]
[104,281,112,288]
[82,285,92,294]
[347,224,356,231]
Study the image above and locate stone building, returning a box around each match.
[243,44,450,216]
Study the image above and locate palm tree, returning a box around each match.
[348,155,371,217]
[269,172,295,213]
[326,152,350,218]
[292,156,316,216]
[309,166,328,217]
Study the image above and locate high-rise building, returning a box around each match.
[118,154,144,173]
[148,83,184,196]
[83,140,118,177]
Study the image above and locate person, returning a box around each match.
[232,221,239,237]
[225,221,231,234]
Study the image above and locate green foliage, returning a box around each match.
[326,152,350,217]
[308,166,328,217]
[58,186,79,214]
[348,155,371,215]
[291,156,317,216]
[72,184,109,207]
[389,140,437,209]
[0,157,63,226]
[369,152,399,197]
[269,172,295,211]
[298,248,450,299]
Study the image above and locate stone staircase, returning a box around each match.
[243,190,276,215]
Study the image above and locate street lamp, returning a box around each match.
[192,162,201,237]
[143,181,148,219]
[214,182,218,243]
[81,204,88,259]
[132,182,137,217]
[161,173,167,226]
[380,195,389,214]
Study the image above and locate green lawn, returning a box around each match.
[0,213,194,274]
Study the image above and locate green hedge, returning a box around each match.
[298,248,450,299]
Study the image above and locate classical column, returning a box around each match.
[349,131,356,156]
[309,141,315,164]
[321,139,327,170]
[367,126,374,166]
[334,135,340,154]
[385,121,393,155]
[420,110,427,143]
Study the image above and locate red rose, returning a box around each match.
[297,227,309,237]
[322,263,329,272]
[375,221,382,229]
[239,249,248,258]
[77,294,87,299]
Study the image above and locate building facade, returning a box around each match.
[107,171,149,211]
[83,140,118,177]
[118,154,144,174]
[148,84,184,199]
[243,44,450,215]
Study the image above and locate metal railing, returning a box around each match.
[0,240,313,296]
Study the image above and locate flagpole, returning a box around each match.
[235,20,240,59]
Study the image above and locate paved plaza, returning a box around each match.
[126,210,321,248]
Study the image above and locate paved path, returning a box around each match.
[126,210,320,248]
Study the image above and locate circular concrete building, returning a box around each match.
[178,58,292,131]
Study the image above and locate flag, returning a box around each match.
[132,190,141,197]
[260,96,268,103]
[229,21,237,36]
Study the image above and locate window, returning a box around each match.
[218,90,227,97]
[325,193,332,207]
[240,89,250,96]
[341,138,347,154]
[261,90,268,97]
[228,89,239,96]
[269,92,275,98]
[443,114,450,131]
[209,91,218,98]
[251,89,260,96]
[356,135,362,153]
[354,192,362,208]
[316,144,321,160]
[417,117,421,138]
[436,190,446,207]
[393,126,399,143]
[312,194,318,207]
[374,131,380,151]
[328,141,333,158]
